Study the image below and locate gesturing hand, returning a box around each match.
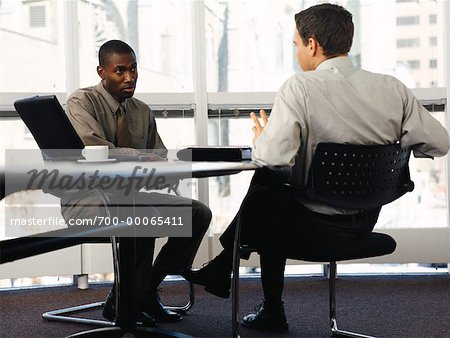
[250,109,268,145]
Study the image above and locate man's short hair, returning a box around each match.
[295,4,354,57]
[98,40,136,66]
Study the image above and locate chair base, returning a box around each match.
[43,280,195,326]
[331,319,375,338]
[42,301,114,327]
[161,280,195,314]
[329,262,376,338]
[67,326,194,338]
[232,258,379,338]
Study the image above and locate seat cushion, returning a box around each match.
[241,232,396,263]
[285,232,396,262]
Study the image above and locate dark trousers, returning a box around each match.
[219,168,380,304]
[61,190,211,295]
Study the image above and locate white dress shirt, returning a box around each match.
[253,56,449,214]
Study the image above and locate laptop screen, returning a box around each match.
[14,95,85,159]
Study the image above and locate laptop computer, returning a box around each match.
[14,95,149,162]
[14,95,84,160]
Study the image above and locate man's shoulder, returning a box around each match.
[127,96,151,112]
[279,73,307,91]
[358,68,402,82]
[128,96,147,106]
[68,85,98,101]
[294,66,404,87]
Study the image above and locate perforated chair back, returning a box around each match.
[306,142,414,210]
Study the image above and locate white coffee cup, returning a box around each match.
[82,145,109,161]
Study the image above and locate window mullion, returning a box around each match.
[191,1,210,212]
[63,0,80,99]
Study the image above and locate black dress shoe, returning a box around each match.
[136,311,158,327]
[241,301,289,333]
[102,290,115,322]
[139,293,182,323]
[102,290,157,327]
[183,252,232,298]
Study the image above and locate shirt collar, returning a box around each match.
[315,56,355,71]
[95,82,130,114]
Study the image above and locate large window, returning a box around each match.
[0,0,446,93]
[0,0,66,92]
[204,0,448,235]
[204,0,300,92]
[0,0,449,283]
[77,0,193,92]
[203,0,446,91]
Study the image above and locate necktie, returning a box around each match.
[116,105,133,147]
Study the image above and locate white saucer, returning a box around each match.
[77,158,117,163]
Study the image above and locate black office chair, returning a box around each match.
[41,188,195,327]
[12,96,194,327]
[231,142,414,338]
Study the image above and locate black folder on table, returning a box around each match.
[176,146,252,162]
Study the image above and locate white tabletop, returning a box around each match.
[3,151,260,196]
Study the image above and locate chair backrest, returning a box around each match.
[14,95,84,159]
[306,143,414,210]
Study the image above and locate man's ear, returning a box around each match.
[308,38,319,56]
[97,66,105,79]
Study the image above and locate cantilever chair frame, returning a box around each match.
[13,95,195,329]
[231,142,414,338]
[42,188,195,327]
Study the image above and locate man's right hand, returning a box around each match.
[250,110,268,145]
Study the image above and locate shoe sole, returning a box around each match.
[104,309,158,327]
[241,320,289,333]
[184,272,230,298]
[152,315,183,323]
[205,285,230,299]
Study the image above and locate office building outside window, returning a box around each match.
[429,14,437,24]
[397,38,420,48]
[0,0,65,92]
[429,36,437,46]
[396,16,420,25]
[77,0,193,93]
[406,60,420,69]
[29,5,46,28]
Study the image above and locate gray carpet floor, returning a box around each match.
[0,275,449,337]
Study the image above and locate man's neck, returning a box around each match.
[101,81,125,104]
[314,54,348,70]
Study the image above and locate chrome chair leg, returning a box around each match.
[42,302,115,326]
[43,237,118,326]
[161,280,195,314]
[43,189,194,326]
[231,215,243,338]
[329,261,375,338]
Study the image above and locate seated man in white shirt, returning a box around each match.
[184,3,450,333]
